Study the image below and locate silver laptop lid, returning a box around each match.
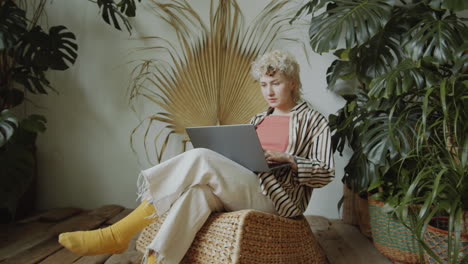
[186,124,288,172]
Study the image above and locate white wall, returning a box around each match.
[32,0,349,218]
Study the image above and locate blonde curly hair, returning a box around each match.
[251,50,302,103]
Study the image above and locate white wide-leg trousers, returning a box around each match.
[138,148,277,264]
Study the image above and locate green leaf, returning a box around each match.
[290,0,328,24]
[368,59,424,98]
[368,179,383,191]
[0,109,18,147]
[117,0,141,17]
[15,25,78,71]
[326,59,355,93]
[12,67,52,94]
[428,0,468,11]
[10,25,77,94]
[0,88,24,108]
[308,0,395,53]
[20,115,47,134]
[97,0,133,33]
[354,5,410,79]
[0,1,27,50]
[405,11,468,65]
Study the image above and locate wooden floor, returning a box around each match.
[0,205,392,264]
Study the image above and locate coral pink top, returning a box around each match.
[255,115,290,152]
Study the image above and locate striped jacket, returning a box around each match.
[250,101,335,217]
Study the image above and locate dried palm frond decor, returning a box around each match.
[128,0,307,163]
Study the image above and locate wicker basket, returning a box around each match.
[136,209,328,264]
[423,217,468,263]
[368,198,421,263]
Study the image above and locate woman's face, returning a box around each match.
[260,72,296,110]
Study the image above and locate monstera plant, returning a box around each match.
[0,0,78,222]
[292,0,467,263]
[0,0,141,222]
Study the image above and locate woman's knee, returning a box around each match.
[185,148,218,159]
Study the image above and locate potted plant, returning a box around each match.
[291,0,467,263]
[0,0,79,222]
[0,0,144,223]
[394,54,468,263]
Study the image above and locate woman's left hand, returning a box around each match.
[264,150,297,170]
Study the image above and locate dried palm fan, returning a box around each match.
[128,0,306,164]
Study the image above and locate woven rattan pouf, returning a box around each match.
[136,209,328,264]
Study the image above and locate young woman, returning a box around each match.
[58,50,335,264]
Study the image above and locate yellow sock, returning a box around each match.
[58,201,156,256]
[147,254,157,264]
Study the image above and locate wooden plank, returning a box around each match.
[104,234,142,264]
[72,254,112,264]
[305,215,331,233]
[39,248,81,264]
[88,205,124,221]
[330,220,391,263]
[0,222,56,261]
[1,237,62,264]
[19,208,83,223]
[314,225,362,264]
[105,209,132,225]
[49,213,106,235]
[1,212,105,261]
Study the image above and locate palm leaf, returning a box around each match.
[128,0,304,163]
[308,0,395,54]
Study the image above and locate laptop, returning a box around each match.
[185,124,291,172]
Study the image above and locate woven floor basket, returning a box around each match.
[423,217,468,263]
[368,199,420,264]
[136,209,328,264]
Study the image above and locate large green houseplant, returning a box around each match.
[0,0,141,222]
[0,0,78,222]
[292,0,467,263]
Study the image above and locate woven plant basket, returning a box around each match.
[136,209,328,264]
[423,217,468,264]
[368,198,421,263]
[342,185,372,238]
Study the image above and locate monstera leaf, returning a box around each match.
[405,11,468,65]
[97,0,141,33]
[0,109,18,148]
[361,104,418,166]
[117,0,140,17]
[308,0,395,53]
[368,59,425,99]
[15,25,77,71]
[427,0,468,11]
[326,59,355,92]
[11,25,77,94]
[0,1,27,50]
[354,5,411,80]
